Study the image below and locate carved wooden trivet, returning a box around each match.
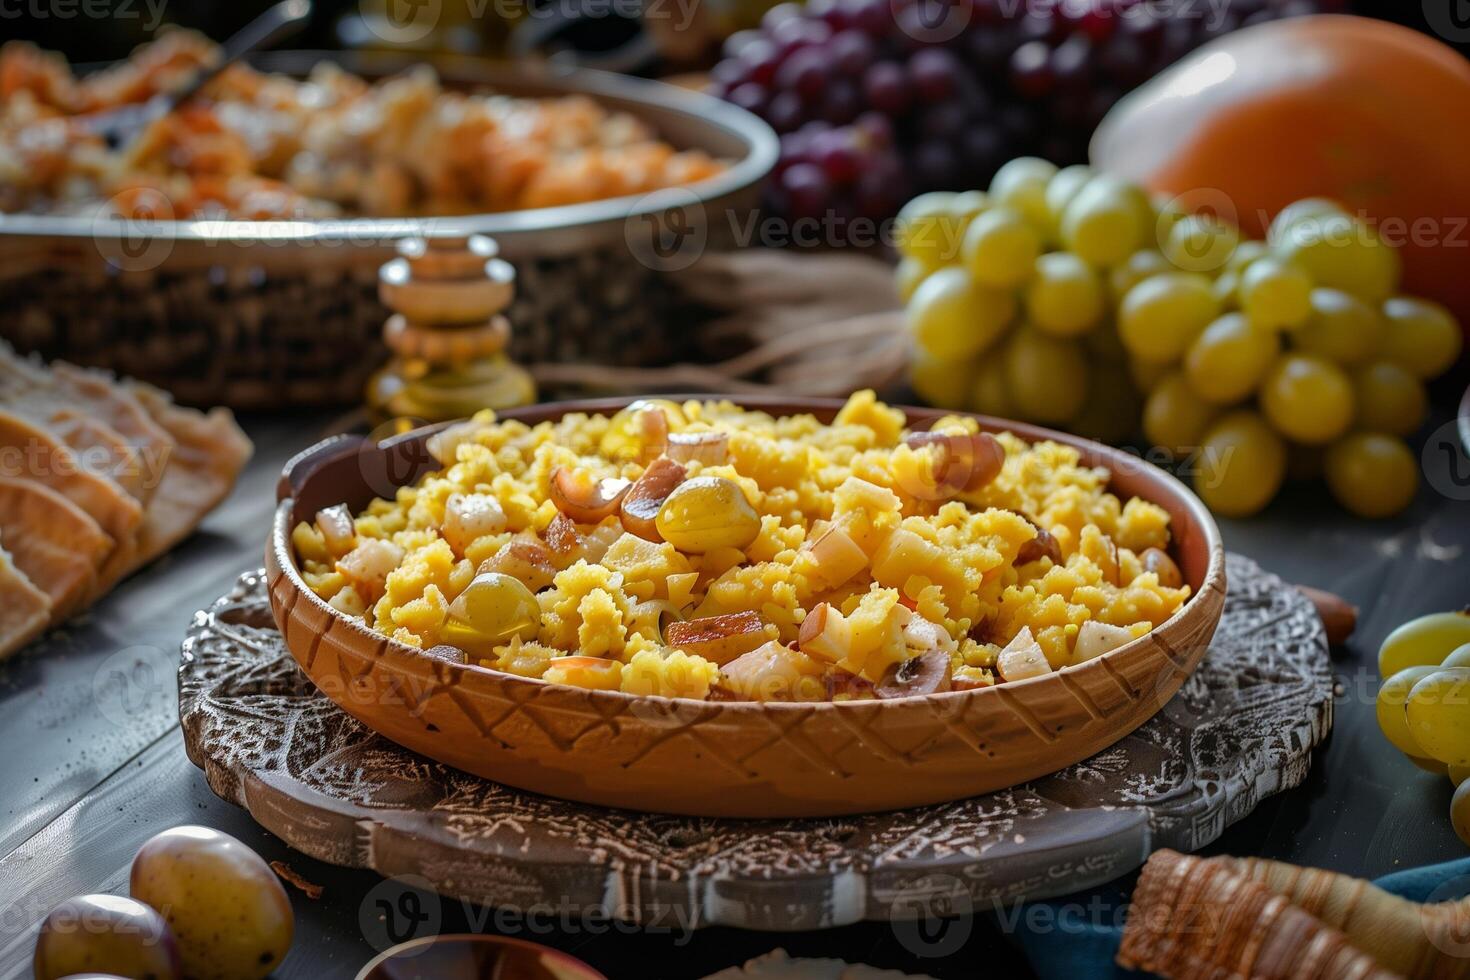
[179,553,1331,931]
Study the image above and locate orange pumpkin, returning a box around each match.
[1091,14,1470,335]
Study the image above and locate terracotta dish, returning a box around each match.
[266,397,1226,817]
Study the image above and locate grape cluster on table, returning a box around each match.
[710,0,1346,223]
[897,159,1463,520]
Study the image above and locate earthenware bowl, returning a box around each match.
[265,397,1227,818]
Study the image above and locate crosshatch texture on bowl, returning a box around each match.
[264,396,1228,818]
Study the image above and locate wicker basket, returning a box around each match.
[0,54,775,409]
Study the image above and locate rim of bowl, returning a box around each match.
[0,53,779,248]
[273,396,1227,712]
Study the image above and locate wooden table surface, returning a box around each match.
[1,409,1467,980]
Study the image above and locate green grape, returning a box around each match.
[1212,269,1241,311]
[895,192,965,267]
[967,353,1013,418]
[1151,194,1186,247]
[1195,410,1287,517]
[1260,354,1353,445]
[1025,252,1105,337]
[1164,214,1240,274]
[1405,668,1470,766]
[989,157,1058,237]
[1239,257,1313,329]
[1060,175,1147,267]
[1295,288,1385,366]
[1411,755,1450,775]
[1352,361,1427,436]
[1377,665,1439,757]
[1044,164,1094,229]
[1267,197,1347,244]
[1324,432,1418,519]
[950,189,991,225]
[1109,249,1172,304]
[907,267,1016,360]
[1379,610,1470,677]
[1454,778,1470,846]
[1444,644,1470,669]
[1275,213,1401,303]
[1184,313,1280,405]
[1004,328,1088,423]
[1379,296,1464,379]
[961,206,1041,288]
[895,256,931,303]
[910,350,975,407]
[1144,372,1218,457]
[1119,273,1220,363]
[1226,240,1270,274]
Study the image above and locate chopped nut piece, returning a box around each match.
[802,520,867,588]
[902,430,1006,496]
[997,627,1052,682]
[798,603,852,664]
[1073,620,1136,663]
[314,504,357,557]
[1015,522,1062,566]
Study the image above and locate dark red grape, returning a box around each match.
[776,48,831,101]
[772,17,834,57]
[1009,40,1055,98]
[863,61,912,115]
[821,78,863,123]
[830,29,877,75]
[728,82,769,116]
[762,3,804,33]
[722,29,763,60]
[741,38,781,86]
[711,58,748,90]
[854,111,894,147]
[1016,11,1059,43]
[957,125,1006,170]
[907,47,960,101]
[781,163,832,218]
[811,129,861,183]
[1050,34,1093,89]
[766,91,806,133]
[919,101,969,140]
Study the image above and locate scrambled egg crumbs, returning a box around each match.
[294,392,1190,701]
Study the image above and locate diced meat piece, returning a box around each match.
[798,603,852,664]
[802,520,867,589]
[665,611,769,666]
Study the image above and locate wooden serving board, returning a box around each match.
[179,553,1330,931]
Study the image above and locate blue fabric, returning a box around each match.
[1008,857,1470,980]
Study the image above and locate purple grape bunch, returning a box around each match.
[710,0,1346,226]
